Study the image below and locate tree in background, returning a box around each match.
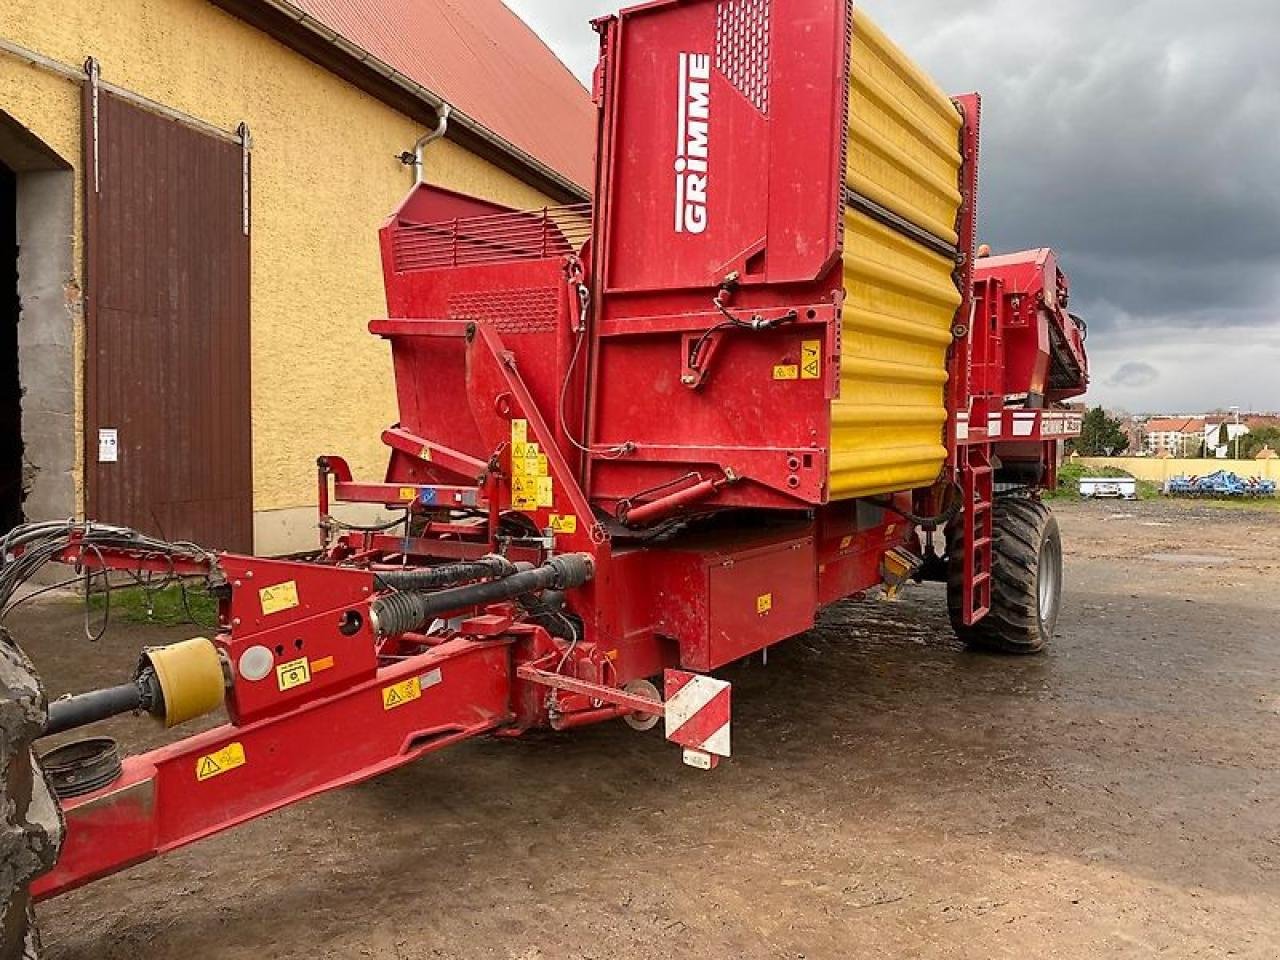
[1072,406,1130,456]
[1238,425,1280,460]
[1216,421,1231,455]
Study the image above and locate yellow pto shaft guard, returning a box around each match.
[141,637,227,728]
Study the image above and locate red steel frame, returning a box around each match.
[33,0,1085,901]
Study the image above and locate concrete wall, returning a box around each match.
[0,0,561,553]
[1077,457,1280,484]
[15,169,77,522]
[0,72,83,532]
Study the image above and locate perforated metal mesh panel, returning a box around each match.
[448,287,560,335]
[715,0,771,114]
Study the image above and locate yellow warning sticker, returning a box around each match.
[801,340,821,379]
[512,476,539,511]
[773,364,799,381]
[511,418,528,444]
[196,742,246,782]
[839,535,853,549]
[259,581,299,616]
[549,514,577,534]
[382,676,422,710]
[536,476,555,507]
[419,446,432,462]
[276,656,311,691]
[399,486,417,502]
[757,593,774,615]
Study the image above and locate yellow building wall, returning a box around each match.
[1077,457,1280,484]
[0,0,559,550]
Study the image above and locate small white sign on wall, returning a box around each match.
[98,428,118,463]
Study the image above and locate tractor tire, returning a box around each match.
[0,628,64,959]
[947,496,1062,654]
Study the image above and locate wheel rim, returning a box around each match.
[1037,533,1061,629]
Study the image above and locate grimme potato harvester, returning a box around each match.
[0,0,1087,937]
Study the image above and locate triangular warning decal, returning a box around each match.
[386,689,402,706]
[196,742,245,781]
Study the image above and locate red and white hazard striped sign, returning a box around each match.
[664,669,731,769]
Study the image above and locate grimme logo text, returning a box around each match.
[674,52,710,234]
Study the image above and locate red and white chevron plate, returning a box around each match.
[664,669,731,769]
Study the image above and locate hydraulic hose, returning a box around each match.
[44,680,151,737]
[372,555,516,591]
[370,553,594,637]
[867,481,963,531]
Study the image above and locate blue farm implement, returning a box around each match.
[1165,471,1276,498]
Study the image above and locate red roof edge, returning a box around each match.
[210,0,592,204]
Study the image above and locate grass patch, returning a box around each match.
[87,582,219,627]
[1177,495,1280,513]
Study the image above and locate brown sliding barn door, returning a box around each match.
[83,85,252,552]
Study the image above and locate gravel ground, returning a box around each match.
[8,497,1280,959]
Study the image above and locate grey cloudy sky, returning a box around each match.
[503,1,1280,413]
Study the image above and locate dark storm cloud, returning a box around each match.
[503,1,1280,410]
[1107,361,1160,389]
[857,0,1280,331]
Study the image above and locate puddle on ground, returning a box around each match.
[1143,552,1233,565]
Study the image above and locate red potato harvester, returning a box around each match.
[0,0,1087,914]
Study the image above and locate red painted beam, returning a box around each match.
[34,638,513,900]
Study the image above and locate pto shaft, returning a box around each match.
[370,553,594,636]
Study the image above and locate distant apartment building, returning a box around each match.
[1144,417,1205,456]
[1139,412,1280,459]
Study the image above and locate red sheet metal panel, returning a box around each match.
[585,0,977,511]
[585,0,851,513]
[594,0,848,291]
[646,533,818,672]
[83,88,253,552]
[289,0,596,192]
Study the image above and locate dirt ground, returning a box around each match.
[9,497,1280,959]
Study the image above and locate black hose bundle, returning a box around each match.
[370,553,594,637]
[0,521,217,633]
[372,555,515,592]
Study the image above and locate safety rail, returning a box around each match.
[392,203,592,272]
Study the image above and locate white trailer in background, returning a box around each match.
[1079,477,1137,499]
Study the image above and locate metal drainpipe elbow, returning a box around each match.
[411,103,452,184]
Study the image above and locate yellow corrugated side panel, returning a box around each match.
[831,211,959,499]
[828,9,965,501]
[847,8,963,245]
